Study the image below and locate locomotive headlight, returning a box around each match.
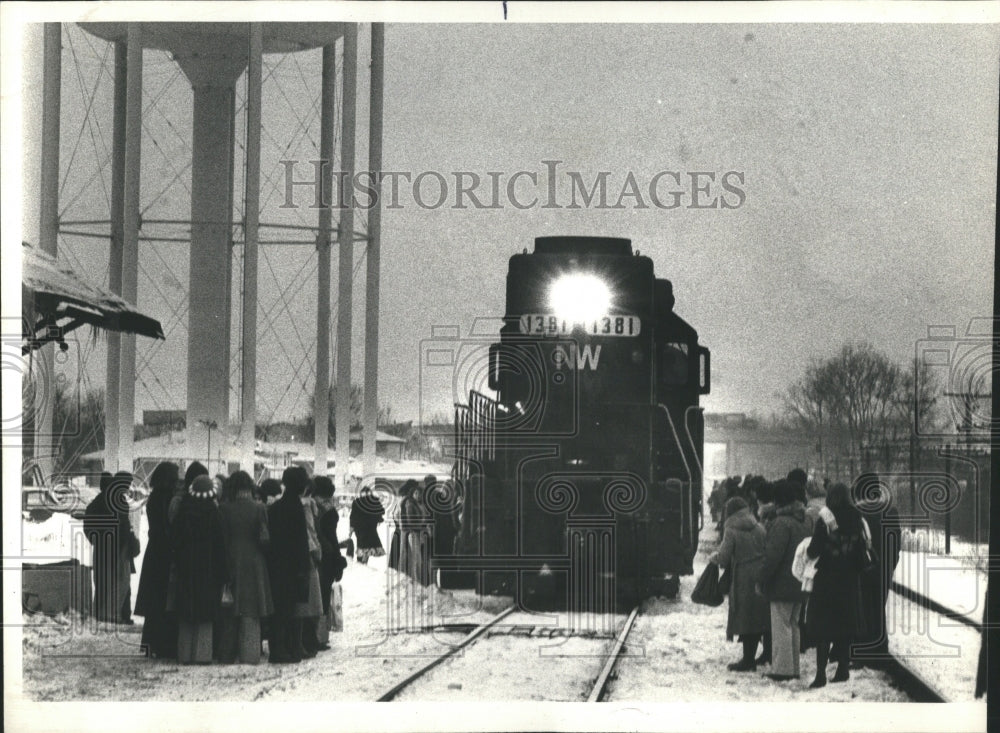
[549,273,611,322]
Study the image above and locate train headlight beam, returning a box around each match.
[549,274,611,322]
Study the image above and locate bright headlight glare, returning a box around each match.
[549,274,611,322]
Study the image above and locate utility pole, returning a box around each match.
[200,419,218,474]
[942,389,991,448]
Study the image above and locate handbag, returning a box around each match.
[860,518,879,574]
[330,582,344,632]
[691,562,725,607]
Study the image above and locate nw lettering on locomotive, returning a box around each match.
[444,236,710,613]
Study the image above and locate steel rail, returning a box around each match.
[376,605,516,702]
[587,605,641,702]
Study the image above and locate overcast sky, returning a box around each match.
[16,18,998,429]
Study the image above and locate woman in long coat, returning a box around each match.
[136,462,180,658]
[217,470,273,664]
[173,474,228,664]
[389,480,418,573]
[709,496,770,672]
[266,466,311,663]
[350,486,385,564]
[400,482,432,586]
[295,481,324,657]
[853,473,902,663]
[805,482,868,687]
[758,479,812,680]
[315,476,345,646]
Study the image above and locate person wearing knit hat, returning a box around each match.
[173,474,228,664]
[709,495,770,672]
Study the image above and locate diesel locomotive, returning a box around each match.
[443,236,710,611]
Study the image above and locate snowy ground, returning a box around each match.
[607,529,913,704]
[15,510,987,703]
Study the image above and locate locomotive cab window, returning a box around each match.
[659,342,689,386]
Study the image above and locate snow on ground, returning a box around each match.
[894,544,988,625]
[391,610,620,702]
[887,593,983,702]
[22,553,508,702]
[17,510,987,703]
[606,527,912,703]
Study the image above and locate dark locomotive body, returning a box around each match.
[446,236,709,610]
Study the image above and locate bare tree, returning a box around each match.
[782,342,936,479]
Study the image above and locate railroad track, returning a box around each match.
[879,653,945,703]
[878,581,984,703]
[587,605,640,702]
[375,605,643,702]
[376,606,517,701]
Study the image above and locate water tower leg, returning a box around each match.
[105,40,126,474]
[314,43,337,479]
[363,23,385,482]
[335,26,358,490]
[241,25,263,475]
[36,22,61,483]
[183,66,242,474]
[118,24,143,475]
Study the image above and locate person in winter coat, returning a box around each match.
[389,480,418,573]
[805,482,869,688]
[852,473,902,664]
[84,472,138,623]
[399,480,432,586]
[296,479,325,657]
[217,470,273,664]
[708,497,770,672]
[758,479,813,681]
[350,485,386,564]
[136,462,180,658]
[266,466,311,663]
[315,476,346,644]
[173,474,228,664]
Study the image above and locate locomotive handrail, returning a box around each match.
[682,405,704,477]
[656,404,692,482]
[658,403,695,543]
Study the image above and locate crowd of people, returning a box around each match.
[707,469,902,688]
[85,463,361,665]
[80,458,906,685]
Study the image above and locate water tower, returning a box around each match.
[34,21,385,486]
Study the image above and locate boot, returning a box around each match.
[755,632,772,666]
[728,635,758,672]
[268,617,295,664]
[832,641,850,682]
[301,617,320,656]
[288,618,309,660]
[810,641,829,688]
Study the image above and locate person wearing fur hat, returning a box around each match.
[173,474,228,664]
[758,479,813,681]
[708,496,770,672]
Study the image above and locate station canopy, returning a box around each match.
[21,241,165,353]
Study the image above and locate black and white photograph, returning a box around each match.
[3,2,996,732]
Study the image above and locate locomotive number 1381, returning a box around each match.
[518,313,641,337]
